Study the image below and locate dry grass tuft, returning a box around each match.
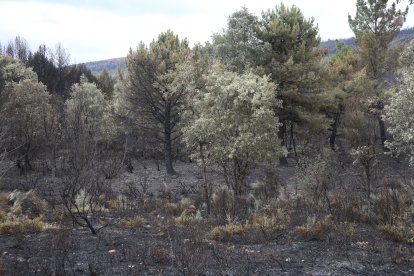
[378,224,414,243]
[117,216,146,229]
[295,215,334,241]
[210,224,245,242]
[0,217,44,234]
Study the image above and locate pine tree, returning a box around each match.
[348,0,408,147]
[258,4,329,161]
[125,31,190,175]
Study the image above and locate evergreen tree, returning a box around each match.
[348,0,408,147]
[97,69,115,100]
[258,4,329,162]
[125,30,190,175]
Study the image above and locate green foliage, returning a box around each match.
[182,63,284,194]
[349,0,408,46]
[210,7,270,74]
[257,4,329,148]
[0,55,37,92]
[346,0,408,148]
[125,30,191,174]
[2,79,52,171]
[66,76,106,141]
[259,4,320,60]
[64,76,114,172]
[97,69,115,99]
[384,41,414,165]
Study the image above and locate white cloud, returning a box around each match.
[0,0,413,62]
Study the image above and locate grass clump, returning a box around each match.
[379,224,414,243]
[295,215,334,240]
[173,214,193,226]
[210,224,245,242]
[246,211,289,240]
[294,215,358,244]
[0,217,44,234]
[117,216,146,229]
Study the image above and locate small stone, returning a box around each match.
[285,257,291,262]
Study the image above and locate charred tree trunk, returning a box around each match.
[376,100,387,150]
[278,120,288,165]
[199,143,210,215]
[329,112,341,151]
[164,102,176,175]
[379,117,387,150]
[289,121,297,156]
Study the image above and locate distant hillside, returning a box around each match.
[320,27,414,55]
[83,57,126,75]
[319,37,356,56]
[84,28,414,75]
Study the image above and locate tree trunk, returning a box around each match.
[329,112,341,150]
[278,120,288,165]
[83,216,97,235]
[379,117,387,149]
[289,121,297,156]
[164,102,176,175]
[199,143,210,215]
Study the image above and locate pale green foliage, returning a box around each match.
[65,76,107,143]
[211,8,270,74]
[112,76,131,127]
[0,55,37,91]
[182,63,284,194]
[3,79,51,148]
[0,55,42,172]
[384,41,414,165]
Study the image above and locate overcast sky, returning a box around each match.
[1,0,413,63]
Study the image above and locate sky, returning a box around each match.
[1,0,414,63]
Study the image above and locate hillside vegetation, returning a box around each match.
[1,1,414,275]
[84,28,414,75]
